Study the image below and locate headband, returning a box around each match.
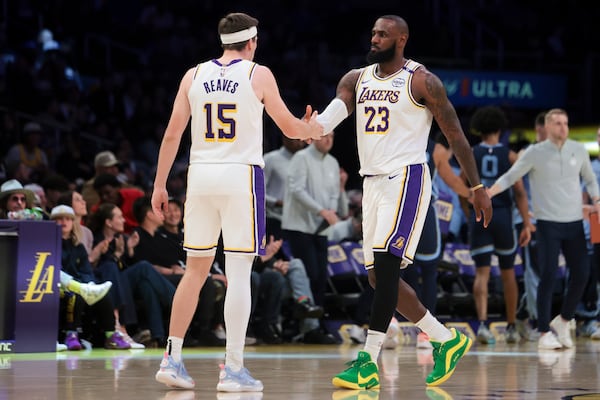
[220,26,257,45]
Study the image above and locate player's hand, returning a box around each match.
[472,188,493,228]
[151,187,169,220]
[305,109,324,142]
[302,104,313,122]
[518,225,531,247]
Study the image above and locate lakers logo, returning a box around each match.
[20,252,55,303]
[260,235,267,249]
[392,237,405,250]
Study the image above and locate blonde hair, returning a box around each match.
[71,221,82,246]
[544,108,567,124]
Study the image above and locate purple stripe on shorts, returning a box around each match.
[253,165,267,256]
[388,164,424,259]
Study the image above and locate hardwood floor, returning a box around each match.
[1,339,600,400]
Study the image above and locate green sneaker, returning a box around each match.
[426,328,472,386]
[332,351,380,390]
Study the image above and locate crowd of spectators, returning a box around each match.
[1,1,598,192]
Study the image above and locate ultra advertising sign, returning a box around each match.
[434,69,567,108]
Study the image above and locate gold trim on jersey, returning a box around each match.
[355,68,368,93]
[248,62,257,80]
[183,243,218,251]
[402,60,426,109]
[193,63,202,80]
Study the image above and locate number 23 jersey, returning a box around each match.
[355,60,433,176]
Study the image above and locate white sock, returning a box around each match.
[364,329,386,361]
[415,310,453,342]
[223,254,254,371]
[166,336,184,362]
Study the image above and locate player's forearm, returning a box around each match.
[153,135,180,188]
[447,136,481,188]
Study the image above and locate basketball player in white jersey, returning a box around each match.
[151,12,323,392]
[315,15,492,389]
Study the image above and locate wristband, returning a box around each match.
[470,183,484,192]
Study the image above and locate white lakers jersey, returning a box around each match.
[188,59,265,167]
[355,60,433,176]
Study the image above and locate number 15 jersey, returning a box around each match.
[355,60,433,176]
[188,59,265,167]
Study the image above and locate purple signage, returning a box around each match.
[12,221,61,353]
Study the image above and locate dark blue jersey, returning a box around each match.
[473,143,513,208]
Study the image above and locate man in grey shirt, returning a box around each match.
[282,131,348,307]
[264,136,306,239]
[488,108,600,350]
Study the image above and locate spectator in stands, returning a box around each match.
[57,189,104,262]
[51,205,130,350]
[131,196,225,346]
[81,150,121,211]
[488,108,599,350]
[263,136,306,239]
[254,235,335,344]
[0,179,35,218]
[91,173,145,234]
[41,173,71,213]
[3,122,49,183]
[88,203,175,348]
[282,132,348,307]
[24,183,47,210]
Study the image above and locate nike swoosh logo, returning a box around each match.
[357,370,378,388]
[388,174,399,180]
[361,79,371,84]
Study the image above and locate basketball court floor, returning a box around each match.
[1,335,600,400]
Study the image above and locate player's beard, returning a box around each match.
[366,44,395,64]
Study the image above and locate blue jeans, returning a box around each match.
[284,258,319,332]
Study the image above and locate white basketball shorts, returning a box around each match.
[361,163,431,269]
[183,163,266,257]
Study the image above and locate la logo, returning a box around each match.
[19,252,55,303]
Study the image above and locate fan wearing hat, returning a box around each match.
[50,204,130,350]
[0,179,36,218]
[80,150,121,211]
[4,122,49,181]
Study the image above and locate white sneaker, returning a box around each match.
[383,318,399,349]
[416,332,433,349]
[477,324,496,345]
[79,281,112,306]
[56,342,67,352]
[214,325,226,340]
[591,327,600,340]
[216,365,263,392]
[538,331,563,350]
[346,324,366,344]
[121,331,145,349]
[550,315,574,348]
